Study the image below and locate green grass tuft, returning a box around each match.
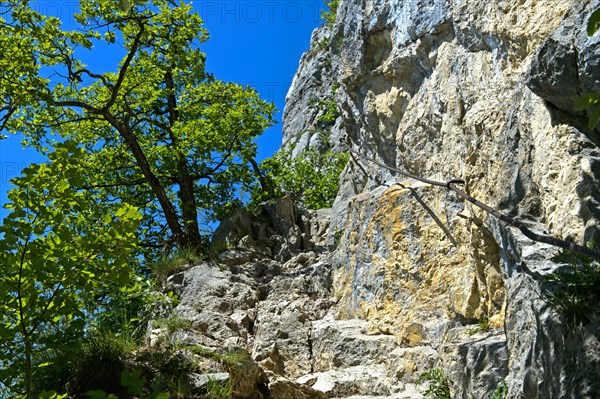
[151,246,203,284]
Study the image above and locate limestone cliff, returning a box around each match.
[283,0,600,396]
[159,1,600,398]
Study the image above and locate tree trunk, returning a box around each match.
[104,113,186,247]
[165,69,203,250]
[246,155,274,197]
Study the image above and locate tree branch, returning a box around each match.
[79,178,148,190]
[105,20,145,110]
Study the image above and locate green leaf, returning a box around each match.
[588,103,600,130]
[588,7,600,36]
[117,0,132,13]
[573,93,600,111]
[86,390,115,399]
[0,142,141,394]
[0,13,276,393]
[121,369,145,395]
[38,391,68,399]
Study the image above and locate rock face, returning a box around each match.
[283,0,600,396]
[162,198,428,398]
[163,1,600,398]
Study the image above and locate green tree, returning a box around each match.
[0,141,141,397]
[0,0,275,251]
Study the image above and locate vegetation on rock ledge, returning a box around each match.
[321,0,340,27]
[543,245,600,325]
[249,148,348,210]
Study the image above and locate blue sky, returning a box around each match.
[0,0,323,212]
[199,1,323,158]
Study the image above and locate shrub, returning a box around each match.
[87,279,178,344]
[543,245,600,325]
[467,315,491,336]
[69,329,139,397]
[189,347,249,369]
[572,7,600,130]
[321,0,340,27]
[250,149,348,210]
[491,382,508,399]
[204,379,232,399]
[312,83,341,124]
[29,346,80,397]
[154,315,194,336]
[136,343,199,398]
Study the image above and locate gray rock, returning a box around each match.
[268,374,329,399]
[297,365,394,397]
[281,0,600,397]
[186,372,230,391]
[311,318,397,370]
[528,0,600,120]
[163,1,600,398]
[217,249,252,266]
[213,208,253,247]
[440,331,508,399]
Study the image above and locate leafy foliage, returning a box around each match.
[0,1,278,395]
[588,7,600,36]
[0,142,141,397]
[250,149,348,210]
[68,330,138,397]
[419,368,452,399]
[204,379,232,399]
[321,0,340,27]
[77,369,169,399]
[490,382,508,399]
[543,245,600,325]
[315,98,340,123]
[312,83,341,124]
[136,343,201,398]
[573,93,600,130]
[188,346,249,369]
[0,0,290,397]
[154,316,194,336]
[467,315,491,336]
[116,0,150,13]
[87,279,178,343]
[1,0,275,251]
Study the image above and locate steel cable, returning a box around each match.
[341,141,600,260]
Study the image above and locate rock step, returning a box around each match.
[297,366,425,398]
[340,389,425,399]
[305,318,431,398]
[312,318,397,370]
[298,365,394,397]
